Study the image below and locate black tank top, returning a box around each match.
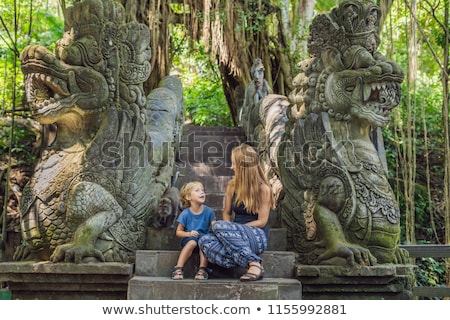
[232,195,269,238]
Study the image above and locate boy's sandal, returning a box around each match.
[240,263,264,282]
[194,266,209,280]
[171,266,184,280]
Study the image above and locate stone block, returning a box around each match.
[128,277,302,300]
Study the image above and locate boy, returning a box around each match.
[171,181,216,280]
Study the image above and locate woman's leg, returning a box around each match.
[198,233,237,268]
[198,249,208,268]
[211,221,267,267]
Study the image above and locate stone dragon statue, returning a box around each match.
[13,0,184,263]
[256,0,409,266]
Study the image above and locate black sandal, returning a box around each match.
[240,263,264,281]
[194,266,209,280]
[171,266,184,280]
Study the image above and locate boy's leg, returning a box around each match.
[172,240,197,280]
[176,239,197,266]
[195,249,209,280]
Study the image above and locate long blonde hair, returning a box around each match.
[230,144,274,214]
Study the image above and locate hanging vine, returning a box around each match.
[119,0,294,124]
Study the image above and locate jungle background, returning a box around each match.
[0,0,449,296]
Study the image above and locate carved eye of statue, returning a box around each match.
[60,36,102,68]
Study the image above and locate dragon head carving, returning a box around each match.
[300,0,404,128]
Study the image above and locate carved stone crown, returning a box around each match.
[331,0,381,46]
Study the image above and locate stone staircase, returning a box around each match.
[128,125,302,299]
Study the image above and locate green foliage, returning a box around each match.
[415,257,447,300]
[183,76,232,126]
[1,1,64,113]
[26,11,64,48]
[171,25,233,126]
[0,120,37,165]
[383,79,446,243]
[380,0,448,249]
[0,1,62,165]
[314,0,341,13]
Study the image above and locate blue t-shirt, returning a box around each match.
[177,205,216,238]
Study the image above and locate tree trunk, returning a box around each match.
[120,0,297,124]
[404,0,417,244]
[441,1,450,293]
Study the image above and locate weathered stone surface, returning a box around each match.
[296,264,415,300]
[134,250,295,279]
[253,0,408,267]
[239,58,271,144]
[128,277,302,300]
[0,261,133,299]
[14,0,183,263]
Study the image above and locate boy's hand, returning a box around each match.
[190,230,199,237]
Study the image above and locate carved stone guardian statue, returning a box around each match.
[240,58,271,146]
[259,0,409,266]
[14,0,184,263]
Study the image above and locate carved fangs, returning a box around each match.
[25,72,72,112]
[363,82,399,108]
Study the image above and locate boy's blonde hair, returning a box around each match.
[179,181,204,208]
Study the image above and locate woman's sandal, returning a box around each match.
[171,266,184,280]
[194,266,209,280]
[240,263,264,282]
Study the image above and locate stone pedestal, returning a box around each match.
[296,264,416,300]
[0,261,133,299]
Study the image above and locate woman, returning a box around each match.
[198,143,274,281]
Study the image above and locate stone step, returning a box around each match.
[175,175,231,193]
[134,249,295,279]
[179,134,245,145]
[176,143,236,172]
[129,126,301,301]
[176,125,246,176]
[182,125,246,136]
[296,264,416,300]
[145,227,287,251]
[175,161,234,177]
[127,276,302,300]
[0,262,133,300]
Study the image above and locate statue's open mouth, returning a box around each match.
[345,72,403,124]
[24,71,74,116]
[362,81,401,117]
[20,44,109,119]
[20,45,80,118]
